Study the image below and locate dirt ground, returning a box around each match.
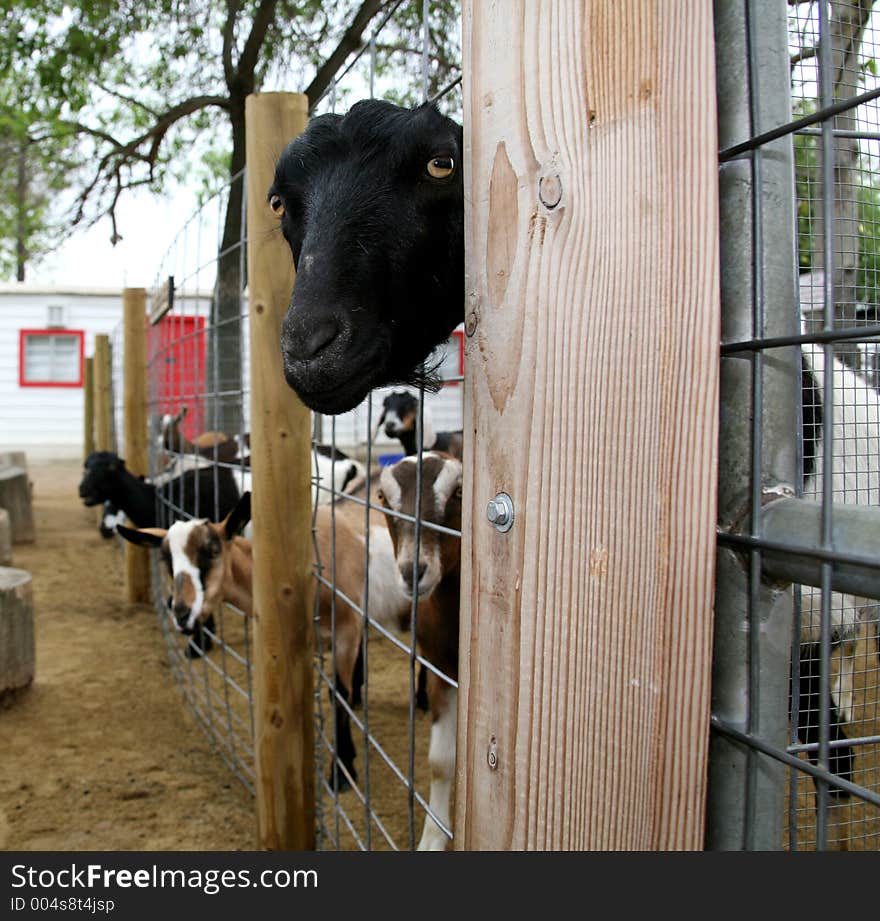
[0,461,257,850]
[0,460,432,852]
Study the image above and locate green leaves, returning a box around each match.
[0,0,463,280]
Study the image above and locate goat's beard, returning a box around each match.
[392,354,444,394]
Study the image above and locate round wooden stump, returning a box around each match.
[0,467,35,544]
[0,567,34,705]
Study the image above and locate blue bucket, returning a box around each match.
[379,453,405,467]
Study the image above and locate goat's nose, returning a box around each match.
[400,562,427,590]
[301,319,340,359]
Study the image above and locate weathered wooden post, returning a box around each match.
[0,567,34,704]
[457,0,720,849]
[84,357,95,459]
[94,334,113,453]
[0,467,35,544]
[245,91,315,849]
[123,288,151,604]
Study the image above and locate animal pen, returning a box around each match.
[86,0,880,851]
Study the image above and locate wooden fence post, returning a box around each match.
[93,335,113,453]
[457,0,720,849]
[123,288,151,604]
[84,357,95,459]
[245,91,315,850]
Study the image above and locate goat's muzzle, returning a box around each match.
[281,309,386,414]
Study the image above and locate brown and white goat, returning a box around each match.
[158,406,241,469]
[116,492,254,659]
[313,488,413,789]
[377,452,462,851]
[118,488,405,791]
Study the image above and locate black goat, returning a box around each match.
[377,390,464,461]
[98,500,126,539]
[79,451,242,658]
[271,100,463,415]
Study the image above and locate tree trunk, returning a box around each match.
[207,95,247,437]
[16,137,27,283]
[0,468,35,544]
[0,567,34,703]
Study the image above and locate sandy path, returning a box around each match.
[0,461,256,850]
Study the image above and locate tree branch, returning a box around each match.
[237,0,279,85]
[69,95,230,226]
[791,45,817,72]
[94,80,161,119]
[222,0,241,86]
[304,0,389,108]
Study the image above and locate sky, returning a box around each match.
[30,183,204,291]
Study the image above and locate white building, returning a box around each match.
[0,284,126,460]
[0,282,465,464]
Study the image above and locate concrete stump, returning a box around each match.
[0,567,34,704]
[0,467,35,544]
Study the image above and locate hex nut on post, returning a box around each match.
[487,493,514,533]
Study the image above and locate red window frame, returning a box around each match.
[445,328,465,386]
[19,329,85,388]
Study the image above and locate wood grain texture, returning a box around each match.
[457,0,719,850]
[83,357,95,460]
[0,468,34,545]
[0,567,34,698]
[93,335,113,454]
[245,92,315,850]
[123,288,151,604]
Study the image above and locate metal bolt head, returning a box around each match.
[487,493,514,533]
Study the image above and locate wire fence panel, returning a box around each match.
[97,2,465,851]
[142,169,257,795]
[788,0,880,851]
[712,0,880,851]
[307,1,463,852]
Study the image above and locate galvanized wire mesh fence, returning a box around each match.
[306,0,463,852]
[787,0,880,851]
[143,169,257,794]
[711,0,880,852]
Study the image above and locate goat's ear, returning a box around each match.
[223,492,251,540]
[116,525,166,547]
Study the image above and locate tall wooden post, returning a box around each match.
[93,334,113,453]
[83,357,95,459]
[457,1,720,849]
[123,288,151,604]
[245,91,315,850]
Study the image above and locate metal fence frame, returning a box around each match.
[710,0,880,851]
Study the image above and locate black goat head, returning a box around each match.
[270,100,464,414]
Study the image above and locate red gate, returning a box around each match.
[149,314,207,440]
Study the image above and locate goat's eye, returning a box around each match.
[427,156,454,180]
[269,193,285,216]
[455,486,462,500]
